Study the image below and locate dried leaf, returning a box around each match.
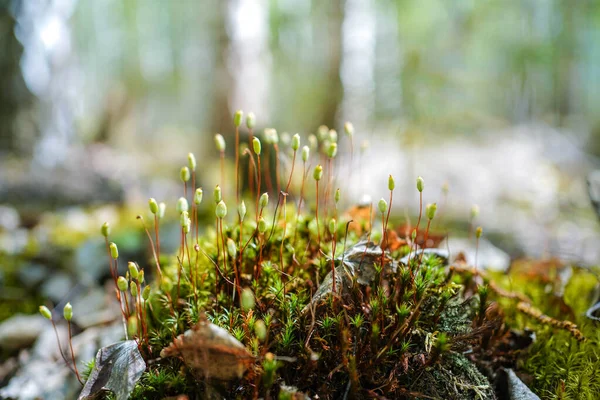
[160,319,254,380]
[304,240,396,311]
[78,340,146,400]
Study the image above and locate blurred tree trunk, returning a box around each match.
[0,0,33,156]
[210,0,233,135]
[554,1,576,124]
[320,0,344,129]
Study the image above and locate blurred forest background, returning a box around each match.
[1,0,600,261]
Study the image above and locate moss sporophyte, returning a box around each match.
[36,112,599,400]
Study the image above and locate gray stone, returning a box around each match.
[0,205,20,230]
[505,368,540,400]
[71,286,121,329]
[40,273,74,303]
[0,314,46,351]
[17,263,49,289]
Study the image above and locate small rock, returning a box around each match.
[17,263,49,289]
[0,314,46,351]
[71,286,121,329]
[0,205,20,230]
[504,368,540,400]
[41,273,74,303]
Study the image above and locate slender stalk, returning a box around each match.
[285,150,297,194]
[220,219,228,288]
[176,227,184,303]
[136,216,163,279]
[256,155,262,221]
[293,161,308,245]
[331,225,337,294]
[409,193,423,265]
[274,144,281,195]
[235,126,240,204]
[475,235,480,269]
[51,320,79,379]
[220,150,225,191]
[419,219,433,265]
[248,129,255,196]
[315,181,321,247]
[191,171,197,243]
[264,146,273,194]
[381,189,393,268]
[154,215,161,263]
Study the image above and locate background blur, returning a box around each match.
[2,0,600,262]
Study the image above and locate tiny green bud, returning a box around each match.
[39,305,52,320]
[475,226,483,239]
[233,110,243,127]
[411,229,417,241]
[101,222,110,238]
[442,181,449,195]
[313,165,323,181]
[177,197,189,213]
[388,175,395,191]
[328,218,337,235]
[246,112,256,129]
[378,198,388,215]
[214,134,226,152]
[301,145,310,162]
[255,319,267,342]
[334,188,341,204]
[127,316,138,338]
[130,281,138,297]
[138,270,144,283]
[416,176,424,193]
[470,204,480,219]
[344,122,354,136]
[253,137,262,155]
[180,166,190,182]
[158,202,166,219]
[241,287,255,311]
[142,285,151,300]
[180,210,190,227]
[360,139,370,152]
[327,142,338,158]
[238,200,247,222]
[426,203,437,220]
[264,128,278,144]
[213,185,222,203]
[216,200,227,219]
[258,217,267,234]
[187,153,197,171]
[291,133,300,151]
[160,277,173,292]
[259,192,269,209]
[128,262,139,280]
[63,302,72,321]
[227,238,237,259]
[317,125,328,141]
[328,129,338,143]
[308,134,318,151]
[194,188,203,205]
[117,276,128,292]
[149,198,159,215]
[109,242,119,259]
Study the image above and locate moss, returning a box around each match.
[412,353,495,400]
[35,123,600,399]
